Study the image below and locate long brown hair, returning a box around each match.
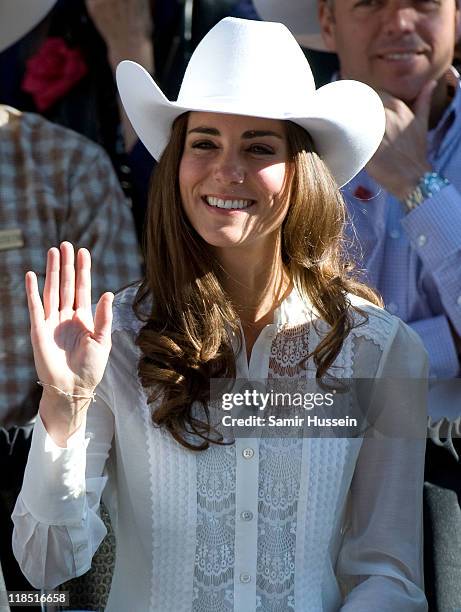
[134,113,380,450]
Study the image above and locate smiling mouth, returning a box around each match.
[203,196,255,210]
[378,51,424,61]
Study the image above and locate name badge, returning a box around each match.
[0,228,25,251]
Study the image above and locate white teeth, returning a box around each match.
[205,196,252,209]
[385,53,416,60]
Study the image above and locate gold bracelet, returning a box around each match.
[37,381,96,402]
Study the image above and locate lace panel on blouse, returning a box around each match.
[193,444,236,612]
[191,321,384,611]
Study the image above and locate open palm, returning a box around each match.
[25,242,113,396]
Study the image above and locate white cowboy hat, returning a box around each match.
[253,0,325,51]
[0,0,57,53]
[116,17,384,187]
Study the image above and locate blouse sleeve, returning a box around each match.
[337,319,429,611]
[11,379,115,590]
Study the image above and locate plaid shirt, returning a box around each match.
[0,106,142,428]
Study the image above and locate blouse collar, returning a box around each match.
[272,284,317,328]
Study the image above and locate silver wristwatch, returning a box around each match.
[403,171,449,213]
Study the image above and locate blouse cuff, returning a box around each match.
[20,413,89,525]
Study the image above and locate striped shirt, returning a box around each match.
[344,69,461,392]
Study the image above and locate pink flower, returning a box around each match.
[21,37,88,112]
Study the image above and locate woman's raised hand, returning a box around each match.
[25,242,113,438]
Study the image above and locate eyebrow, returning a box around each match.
[187,127,283,139]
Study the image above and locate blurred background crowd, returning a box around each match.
[0,0,339,242]
[1,1,461,611]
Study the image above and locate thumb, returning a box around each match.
[412,79,437,124]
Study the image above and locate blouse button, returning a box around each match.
[242,448,254,459]
[240,510,253,521]
[240,573,251,583]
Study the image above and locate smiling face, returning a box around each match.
[179,112,289,258]
[319,0,460,103]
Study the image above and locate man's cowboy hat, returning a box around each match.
[0,0,57,53]
[116,17,384,187]
[253,0,325,51]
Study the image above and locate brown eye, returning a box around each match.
[248,144,274,155]
[354,0,381,7]
[191,140,217,149]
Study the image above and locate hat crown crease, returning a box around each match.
[177,18,316,116]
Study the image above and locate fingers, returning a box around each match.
[59,242,75,312]
[43,247,60,318]
[376,89,399,110]
[25,271,45,331]
[94,292,114,345]
[43,243,91,318]
[75,248,92,312]
[378,91,408,117]
[378,80,436,127]
[39,243,107,337]
[412,79,437,124]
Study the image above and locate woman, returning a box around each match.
[12,17,428,612]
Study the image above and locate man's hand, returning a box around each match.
[85,0,154,151]
[85,0,153,67]
[365,80,437,201]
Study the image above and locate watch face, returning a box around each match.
[404,172,448,213]
[423,172,449,195]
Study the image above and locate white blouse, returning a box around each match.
[12,286,428,611]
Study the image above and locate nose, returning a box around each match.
[382,6,417,36]
[214,152,245,184]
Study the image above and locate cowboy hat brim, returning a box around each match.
[253,0,326,51]
[116,60,384,188]
[0,0,57,53]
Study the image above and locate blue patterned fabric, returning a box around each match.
[344,69,461,384]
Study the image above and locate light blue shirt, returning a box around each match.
[344,70,461,383]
